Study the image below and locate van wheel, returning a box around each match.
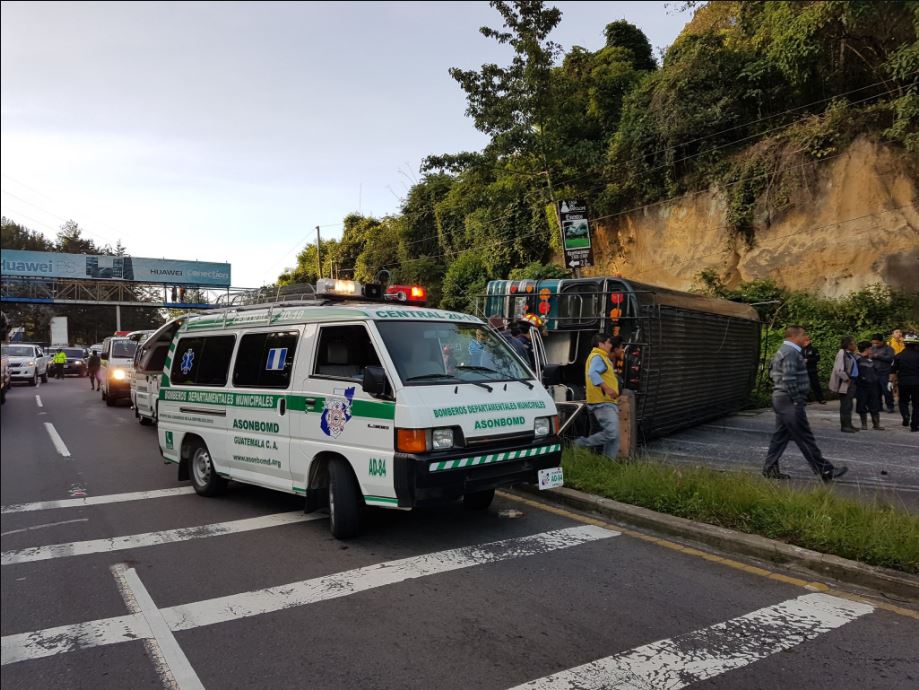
[41,372,48,383]
[463,488,495,511]
[328,458,363,539]
[29,374,38,387]
[105,392,115,407]
[189,440,227,496]
[139,415,153,426]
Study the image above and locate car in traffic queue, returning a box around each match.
[1,349,10,404]
[99,336,139,405]
[151,279,564,539]
[2,343,50,386]
[59,346,90,377]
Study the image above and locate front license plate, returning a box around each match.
[537,467,564,490]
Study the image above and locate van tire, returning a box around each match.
[29,374,37,387]
[139,415,153,426]
[105,392,115,407]
[463,488,495,511]
[328,458,363,539]
[41,372,48,383]
[189,439,227,497]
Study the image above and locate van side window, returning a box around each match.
[233,331,299,389]
[170,336,235,386]
[140,343,170,373]
[314,325,381,381]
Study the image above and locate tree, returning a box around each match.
[1,217,54,251]
[604,19,656,71]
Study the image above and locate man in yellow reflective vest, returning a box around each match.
[574,334,625,459]
[52,348,68,379]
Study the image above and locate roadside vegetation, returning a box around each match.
[562,447,919,574]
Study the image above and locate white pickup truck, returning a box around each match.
[2,343,50,386]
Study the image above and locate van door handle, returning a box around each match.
[279,398,286,416]
[304,398,316,407]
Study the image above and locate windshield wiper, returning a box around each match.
[456,365,500,375]
[405,373,458,382]
[513,378,534,390]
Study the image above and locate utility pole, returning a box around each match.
[315,225,322,281]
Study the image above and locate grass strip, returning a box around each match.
[561,448,919,574]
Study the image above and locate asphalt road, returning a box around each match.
[643,400,919,512]
[2,378,918,689]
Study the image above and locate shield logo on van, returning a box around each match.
[320,387,355,438]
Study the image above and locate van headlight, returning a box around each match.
[28,360,36,367]
[534,416,558,437]
[111,369,127,381]
[432,428,454,450]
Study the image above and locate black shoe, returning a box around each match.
[818,400,827,404]
[904,419,911,427]
[841,427,859,433]
[822,466,849,483]
[886,408,895,413]
[763,470,791,480]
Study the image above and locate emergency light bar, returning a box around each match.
[384,284,427,306]
[315,279,385,301]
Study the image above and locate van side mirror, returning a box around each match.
[362,366,391,398]
[541,364,561,387]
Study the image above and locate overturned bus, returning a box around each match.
[484,276,761,442]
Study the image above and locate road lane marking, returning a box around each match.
[1,614,146,665]
[34,395,42,408]
[163,524,616,630]
[113,564,204,690]
[509,593,874,690]
[1,518,88,536]
[43,423,71,457]
[1,487,198,514]
[0,525,617,664]
[1,512,324,565]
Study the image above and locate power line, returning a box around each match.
[0,188,119,247]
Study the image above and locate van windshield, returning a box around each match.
[111,340,138,358]
[375,320,531,385]
[3,345,35,357]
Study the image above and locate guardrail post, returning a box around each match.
[618,389,638,459]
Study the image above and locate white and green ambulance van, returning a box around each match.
[153,280,564,538]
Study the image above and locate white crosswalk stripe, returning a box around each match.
[1,512,323,565]
[1,486,197,514]
[508,593,874,690]
[1,525,617,665]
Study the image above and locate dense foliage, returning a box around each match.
[696,272,919,405]
[279,1,917,309]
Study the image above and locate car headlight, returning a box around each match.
[111,369,127,381]
[534,416,558,437]
[75,360,84,365]
[432,428,454,450]
[28,360,36,367]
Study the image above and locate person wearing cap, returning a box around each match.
[515,314,545,370]
[763,326,848,482]
[892,333,919,432]
[889,329,905,401]
[574,333,625,460]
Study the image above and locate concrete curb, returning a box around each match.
[517,485,919,604]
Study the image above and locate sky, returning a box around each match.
[1,1,690,288]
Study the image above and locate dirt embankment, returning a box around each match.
[583,137,918,297]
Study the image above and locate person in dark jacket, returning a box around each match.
[87,350,101,390]
[870,334,896,412]
[892,333,919,432]
[762,326,847,482]
[855,341,884,431]
[801,335,825,404]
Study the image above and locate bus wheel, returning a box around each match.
[328,458,363,539]
[463,488,495,511]
[189,439,227,497]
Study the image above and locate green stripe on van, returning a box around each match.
[158,388,395,420]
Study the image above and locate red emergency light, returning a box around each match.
[385,285,427,305]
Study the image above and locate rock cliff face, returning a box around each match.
[582,137,918,297]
